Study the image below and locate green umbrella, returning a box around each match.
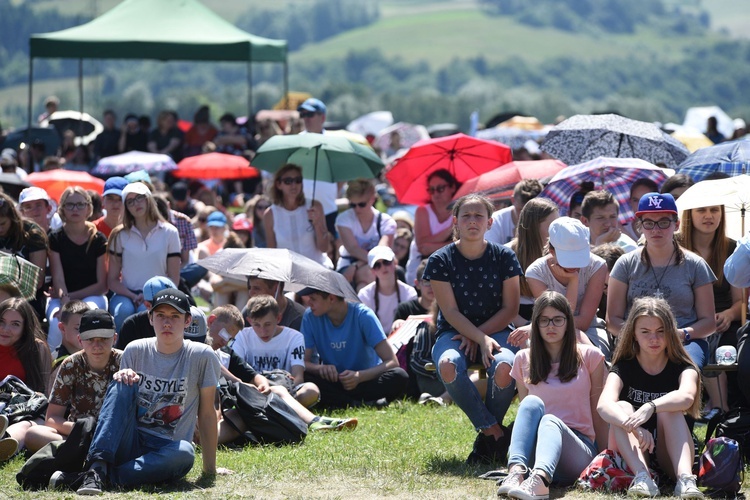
[252,133,385,200]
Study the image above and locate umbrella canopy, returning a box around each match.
[252,133,384,185]
[92,150,177,176]
[386,133,512,205]
[670,129,714,153]
[197,248,359,302]
[675,175,750,240]
[541,114,689,169]
[374,122,430,156]
[26,169,105,202]
[0,251,43,300]
[476,126,550,150]
[2,127,61,155]
[683,106,735,140]
[173,152,260,180]
[0,173,32,201]
[346,111,394,137]
[540,157,671,224]
[676,139,750,181]
[41,110,104,147]
[325,129,371,147]
[452,159,567,201]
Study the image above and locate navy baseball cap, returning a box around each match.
[297,98,326,115]
[635,192,678,218]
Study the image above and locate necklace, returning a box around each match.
[649,246,676,299]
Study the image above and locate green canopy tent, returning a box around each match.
[28,0,288,131]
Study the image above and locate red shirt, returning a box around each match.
[0,344,26,383]
[94,217,114,238]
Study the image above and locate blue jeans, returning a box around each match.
[109,294,148,332]
[684,338,709,370]
[432,328,517,430]
[87,382,195,488]
[508,395,598,485]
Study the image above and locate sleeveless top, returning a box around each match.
[406,204,453,283]
[271,202,329,266]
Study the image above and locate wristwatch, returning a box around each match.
[682,328,690,343]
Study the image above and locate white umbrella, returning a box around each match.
[92,150,178,176]
[683,106,735,141]
[675,175,750,240]
[346,111,394,137]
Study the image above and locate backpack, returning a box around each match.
[698,409,746,494]
[577,449,658,493]
[219,381,307,447]
[0,375,48,425]
[713,408,750,462]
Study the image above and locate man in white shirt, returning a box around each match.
[486,179,543,245]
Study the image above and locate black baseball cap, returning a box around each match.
[151,288,190,314]
[79,309,116,340]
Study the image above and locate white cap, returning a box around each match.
[121,182,152,199]
[548,217,590,268]
[734,118,746,130]
[367,245,396,269]
[18,186,58,217]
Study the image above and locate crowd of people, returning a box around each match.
[0,95,748,499]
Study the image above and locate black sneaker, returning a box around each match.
[49,470,84,491]
[76,470,104,496]
[466,424,511,465]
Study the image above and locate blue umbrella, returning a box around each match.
[676,138,750,181]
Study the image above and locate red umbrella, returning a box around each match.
[173,152,260,180]
[452,159,567,200]
[26,169,105,202]
[385,133,512,205]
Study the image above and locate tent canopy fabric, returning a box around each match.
[30,0,287,63]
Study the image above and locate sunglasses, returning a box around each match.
[125,194,147,207]
[349,201,368,209]
[372,259,393,270]
[299,111,317,118]
[640,218,675,230]
[427,184,449,195]
[63,202,89,211]
[280,176,303,185]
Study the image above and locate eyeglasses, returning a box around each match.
[372,259,393,270]
[256,204,270,211]
[299,111,317,118]
[63,202,89,211]
[125,194,147,207]
[640,218,675,230]
[538,316,566,327]
[349,201,368,209]
[419,279,432,288]
[427,184,449,195]
[280,176,303,185]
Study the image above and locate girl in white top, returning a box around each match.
[358,246,417,333]
[405,169,459,283]
[335,179,396,289]
[107,182,181,331]
[263,163,331,267]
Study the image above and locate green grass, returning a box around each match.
[0,399,747,498]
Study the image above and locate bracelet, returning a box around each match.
[648,401,657,413]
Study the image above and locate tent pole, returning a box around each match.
[79,59,84,140]
[283,60,289,109]
[247,61,253,119]
[27,56,34,166]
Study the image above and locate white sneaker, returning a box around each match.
[674,473,704,499]
[497,465,527,496]
[508,470,549,500]
[628,471,658,497]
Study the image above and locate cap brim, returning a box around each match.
[298,105,317,112]
[103,189,123,198]
[79,328,115,340]
[151,302,188,314]
[635,209,677,218]
[555,249,590,269]
[297,287,321,297]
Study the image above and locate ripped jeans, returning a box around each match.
[432,328,517,430]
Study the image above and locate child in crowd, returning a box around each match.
[392,259,434,329]
[357,246,417,333]
[597,297,702,498]
[27,310,122,454]
[232,296,320,408]
[53,300,89,360]
[206,305,356,442]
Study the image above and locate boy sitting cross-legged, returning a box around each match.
[207,305,357,440]
[232,296,320,408]
[26,309,121,455]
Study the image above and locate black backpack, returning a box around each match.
[219,381,307,447]
[713,408,750,463]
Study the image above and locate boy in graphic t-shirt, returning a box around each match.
[232,296,320,408]
[52,288,226,495]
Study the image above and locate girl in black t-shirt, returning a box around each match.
[597,297,702,498]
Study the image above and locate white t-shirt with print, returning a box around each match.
[231,326,306,373]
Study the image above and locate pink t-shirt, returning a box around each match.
[510,344,604,442]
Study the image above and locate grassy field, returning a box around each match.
[0,399,745,499]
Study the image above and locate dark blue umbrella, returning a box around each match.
[2,127,61,156]
[676,138,750,181]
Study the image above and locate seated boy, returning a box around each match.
[53,289,226,495]
[54,300,90,360]
[26,309,121,454]
[207,305,356,441]
[232,296,319,408]
[299,287,409,409]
